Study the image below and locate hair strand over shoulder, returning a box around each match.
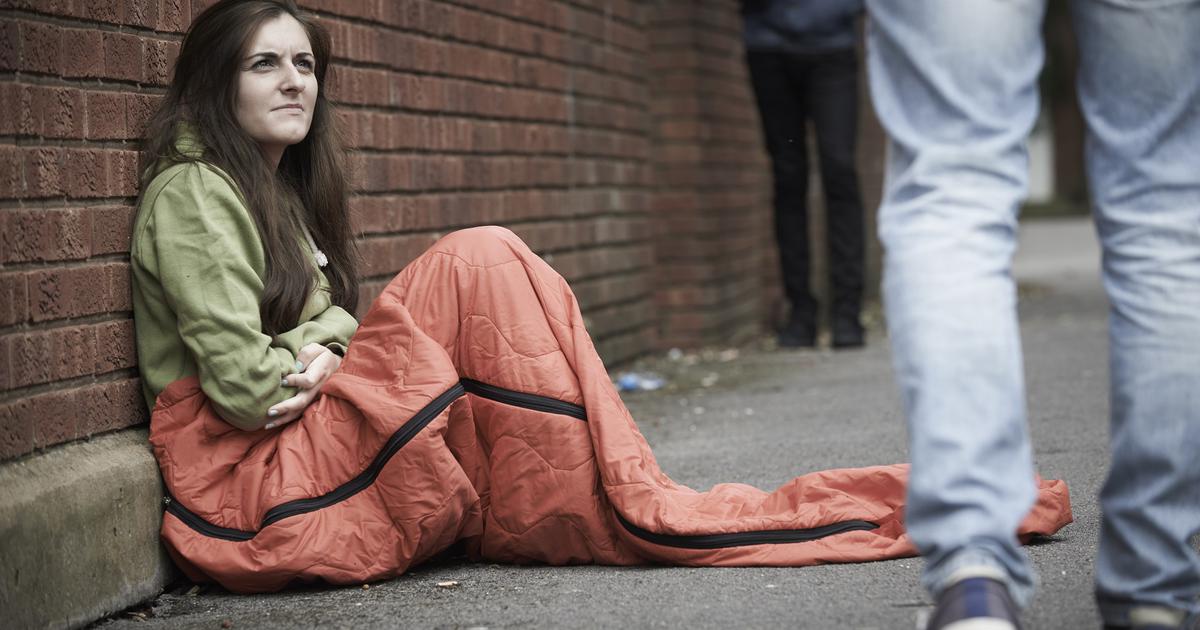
[139,0,359,336]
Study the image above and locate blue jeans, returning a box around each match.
[866,0,1200,625]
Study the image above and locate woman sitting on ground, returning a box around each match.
[133,0,1071,593]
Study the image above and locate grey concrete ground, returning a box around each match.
[96,217,1113,629]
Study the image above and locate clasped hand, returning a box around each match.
[263,343,341,429]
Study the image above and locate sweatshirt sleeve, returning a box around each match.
[271,304,358,358]
[146,164,297,430]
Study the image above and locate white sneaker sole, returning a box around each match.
[917,609,1018,630]
[940,619,1017,630]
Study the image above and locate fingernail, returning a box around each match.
[264,422,275,430]
[280,378,288,387]
[294,361,304,372]
[268,408,278,417]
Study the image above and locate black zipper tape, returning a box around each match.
[164,382,465,542]
[459,380,881,548]
[260,382,466,527]
[461,378,587,421]
[169,378,879,550]
[164,495,255,542]
[613,510,879,549]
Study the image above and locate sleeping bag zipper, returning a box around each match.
[169,379,879,548]
[164,495,254,542]
[260,382,466,527]
[461,378,587,420]
[165,382,465,541]
[612,511,878,549]
[468,382,882,548]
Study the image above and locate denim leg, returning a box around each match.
[865,0,1047,607]
[1070,0,1200,624]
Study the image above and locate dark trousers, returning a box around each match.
[747,48,865,327]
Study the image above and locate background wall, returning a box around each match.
[646,3,772,349]
[0,0,768,462]
[0,0,882,464]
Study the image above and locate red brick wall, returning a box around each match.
[0,0,190,460]
[647,2,775,349]
[324,0,659,366]
[0,1,796,462]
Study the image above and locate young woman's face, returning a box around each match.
[235,14,318,165]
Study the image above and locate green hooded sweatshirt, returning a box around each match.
[131,135,359,431]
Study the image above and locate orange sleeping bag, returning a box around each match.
[149,226,1073,593]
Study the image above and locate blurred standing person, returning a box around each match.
[866,1,1200,629]
[742,0,867,349]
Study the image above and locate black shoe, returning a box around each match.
[832,316,865,349]
[777,319,815,348]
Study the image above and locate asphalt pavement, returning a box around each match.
[96,217,1115,630]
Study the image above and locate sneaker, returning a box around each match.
[832,316,865,349]
[777,319,815,348]
[1102,605,1190,630]
[927,577,1022,630]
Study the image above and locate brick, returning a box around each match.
[0,401,34,460]
[320,0,381,21]
[16,85,85,139]
[585,299,654,339]
[1,0,73,15]
[14,83,36,136]
[58,149,138,198]
[107,262,132,311]
[126,93,160,138]
[94,319,136,373]
[355,280,386,320]
[55,208,93,260]
[0,19,18,71]
[0,272,29,326]
[125,0,159,28]
[24,388,79,448]
[20,20,60,74]
[0,145,22,197]
[0,82,18,136]
[595,327,653,367]
[0,377,145,455]
[10,324,97,388]
[65,148,106,198]
[113,150,139,197]
[1,376,144,453]
[80,377,145,436]
[330,66,390,106]
[85,90,128,140]
[102,31,144,82]
[358,233,438,276]
[192,0,218,19]
[22,147,66,198]
[28,264,110,322]
[91,205,135,256]
[60,28,103,79]
[0,334,10,390]
[47,86,85,138]
[145,38,179,86]
[157,0,193,33]
[83,0,125,23]
[2,208,90,263]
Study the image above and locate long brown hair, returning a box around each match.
[140,0,358,335]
